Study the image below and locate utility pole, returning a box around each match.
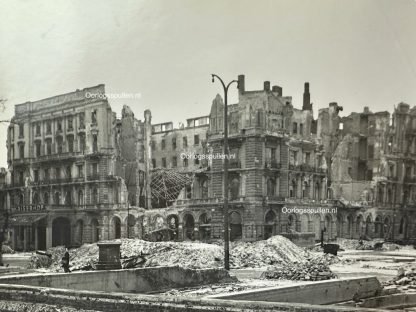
[211,74,238,271]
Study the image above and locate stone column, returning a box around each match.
[35,226,39,250]
[23,227,28,251]
[46,223,52,249]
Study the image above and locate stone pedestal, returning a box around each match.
[96,242,121,270]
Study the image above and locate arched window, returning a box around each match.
[267,178,276,196]
[54,192,60,205]
[43,192,49,205]
[78,190,84,205]
[32,192,40,205]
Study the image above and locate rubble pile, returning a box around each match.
[230,235,306,268]
[1,245,14,254]
[336,238,403,251]
[384,267,416,290]
[29,235,307,272]
[262,255,337,281]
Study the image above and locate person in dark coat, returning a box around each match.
[61,247,70,273]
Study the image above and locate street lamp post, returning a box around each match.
[211,74,238,271]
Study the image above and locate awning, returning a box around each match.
[9,214,47,226]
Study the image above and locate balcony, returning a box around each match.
[300,164,315,172]
[78,124,86,133]
[228,160,241,169]
[87,174,100,181]
[11,204,46,213]
[404,176,416,184]
[265,160,281,169]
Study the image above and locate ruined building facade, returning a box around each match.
[3,86,143,251]
[2,76,416,251]
[322,103,416,241]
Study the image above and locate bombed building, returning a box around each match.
[2,77,416,251]
[3,85,143,251]
[323,103,416,241]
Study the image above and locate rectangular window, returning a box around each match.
[183,158,188,167]
[151,141,156,151]
[79,135,85,152]
[68,117,73,131]
[55,167,61,180]
[152,159,156,168]
[172,138,177,149]
[305,152,310,165]
[57,120,62,132]
[19,124,24,138]
[162,157,166,168]
[92,163,98,175]
[44,168,50,181]
[34,170,39,182]
[35,141,41,157]
[67,136,74,152]
[66,166,71,178]
[195,155,200,165]
[194,135,200,146]
[161,139,165,150]
[46,121,52,134]
[172,156,177,167]
[19,144,24,159]
[46,140,52,155]
[299,123,303,135]
[77,165,84,178]
[79,113,85,129]
[183,136,188,148]
[35,124,41,136]
[293,122,297,134]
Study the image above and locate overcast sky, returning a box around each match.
[0,0,415,167]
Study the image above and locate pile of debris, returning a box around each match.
[230,235,306,268]
[1,245,14,254]
[384,267,416,290]
[262,255,337,281]
[28,235,307,272]
[336,238,402,251]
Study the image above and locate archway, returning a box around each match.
[375,215,383,238]
[199,213,211,241]
[112,216,121,239]
[301,214,310,233]
[325,214,333,240]
[264,210,277,239]
[167,215,179,240]
[313,214,321,240]
[384,217,391,240]
[52,217,71,247]
[91,219,100,243]
[347,214,353,238]
[75,219,84,245]
[336,215,343,238]
[356,215,364,239]
[229,211,242,241]
[399,216,408,239]
[183,214,195,240]
[365,215,372,238]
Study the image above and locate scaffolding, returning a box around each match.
[150,168,193,205]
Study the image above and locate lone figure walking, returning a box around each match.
[61,247,70,273]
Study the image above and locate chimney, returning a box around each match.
[272,85,282,96]
[264,81,270,91]
[302,82,312,111]
[364,106,369,114]
[238,75,245,93]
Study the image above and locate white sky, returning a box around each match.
[0,0,415,167]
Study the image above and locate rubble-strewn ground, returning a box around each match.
[28,235,309,272]
[6,237,416,300]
